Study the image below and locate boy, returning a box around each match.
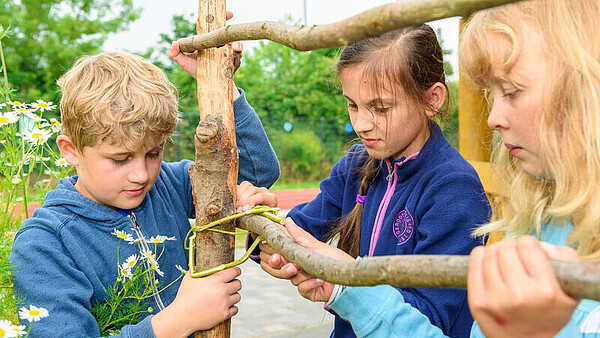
[9,51,279,336]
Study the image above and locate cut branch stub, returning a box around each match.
[178,0,524,53]
[190,115,237,271]
[237,214,600,301]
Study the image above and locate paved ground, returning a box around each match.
[231,248,334,337]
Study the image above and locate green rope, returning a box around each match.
[188,205,284,278]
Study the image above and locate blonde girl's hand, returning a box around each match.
[151,267,242,337]
[467,236,580,338]
[236,180,277,212]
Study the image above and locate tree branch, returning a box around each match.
[178,0,524,53]
[238,214,600,301]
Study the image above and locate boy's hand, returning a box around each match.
[151,267,242,337]
[236,181,277,212]
[467,236,580,338]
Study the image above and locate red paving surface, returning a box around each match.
[9,190,319,219]
[273,188,320,210]
[11,202,41,219]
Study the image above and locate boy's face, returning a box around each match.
[73,142,164,210]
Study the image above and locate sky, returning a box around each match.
[103,0,461,79]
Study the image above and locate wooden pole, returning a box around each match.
[178,0,525,53]
[191,0,237,337]
[237,214,600,301]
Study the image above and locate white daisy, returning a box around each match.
[111,229,134,242]
[140,248,156,264]
[0,319,18,338]
[10,324,26,337]
[7,100,26,109]
[122,254,138,269]
[175,264,187,274]
[30,100,56,112]
[11,107,32,116]
[50,120,61,133]
[55,157,70,167]
[146,236,165,244]
[119,266,133,279]
[22,127,52,145]
[0,112,19,126]
[18,305,49,322]
[151,261,164,277]
[10,176,22,185]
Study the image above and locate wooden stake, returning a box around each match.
[191,0,237,337]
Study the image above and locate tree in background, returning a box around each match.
[0,0,140,103]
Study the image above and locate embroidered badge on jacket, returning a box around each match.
[393,207,414,245]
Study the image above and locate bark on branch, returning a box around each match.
[238,214,600,301]
[178,0,524,53]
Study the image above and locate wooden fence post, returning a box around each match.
[190,0,237,337]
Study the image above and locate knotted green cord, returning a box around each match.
[187,205,284,278]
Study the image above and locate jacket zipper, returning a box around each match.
[129,212,166,311]
[369,159,399,256]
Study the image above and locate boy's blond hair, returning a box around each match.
[460,0,600,258]
[57,51,179,152]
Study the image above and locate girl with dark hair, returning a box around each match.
[239,24,490,337]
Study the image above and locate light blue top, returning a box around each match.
[329,220,600,337]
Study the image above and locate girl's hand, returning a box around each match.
[236,181,277,212]
[286,218,352,302]
[151,267,242,337]
[467,235,580,338]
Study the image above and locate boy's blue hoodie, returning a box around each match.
[9,89,280,337]
[287,122,491,338]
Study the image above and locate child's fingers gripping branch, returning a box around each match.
[151,267,242,337]
[292,270,334,303]
[467,236,579,338]
[236,180,277,212]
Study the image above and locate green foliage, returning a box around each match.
[442,81,459,149]
[90,234,184,335]
[269,129,326,182]
[0,0,140,103]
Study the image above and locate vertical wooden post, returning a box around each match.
[458,18,492,163]
[190,0,237,337]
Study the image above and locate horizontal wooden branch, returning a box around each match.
[179,0,524,52]
[237,214,600,301]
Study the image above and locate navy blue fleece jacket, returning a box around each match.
[288,122,491,338]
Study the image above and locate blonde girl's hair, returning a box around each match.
[57,51,179,152]
[329,25,448,258]
[461,0,600,258]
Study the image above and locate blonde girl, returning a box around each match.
[463,0,599,336]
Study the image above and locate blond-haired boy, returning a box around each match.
[10,51,279,336]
